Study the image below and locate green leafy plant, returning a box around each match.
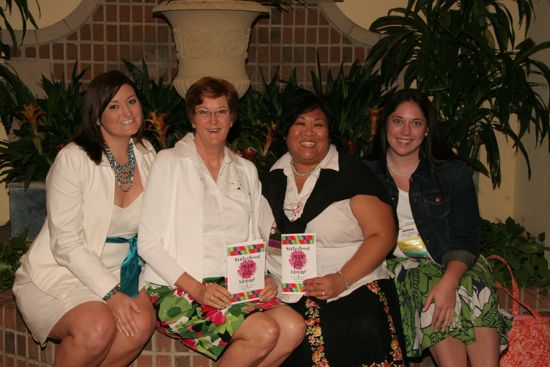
[481,217,550,289]
[124,59,189,150]
[0,66,84,187]
[366,0,550,187]
[1,0,39,58]
[231,70,302,173]
[310,60,392,160]
[0,231,29,291]
[232,60,389,173]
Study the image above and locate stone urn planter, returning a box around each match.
[154,0,269,98]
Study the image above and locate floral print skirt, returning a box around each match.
[386,255,512,358]
[282,279,407,367]
[146,277,279,361]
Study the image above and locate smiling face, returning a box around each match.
[99,84,142,146]
[286,107,330,170]
[191,95,233,151]
[386,101,428,159]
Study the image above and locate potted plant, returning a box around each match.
[153,0,306,98]
[365,0,550,187]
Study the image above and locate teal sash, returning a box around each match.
[105,235,140,297]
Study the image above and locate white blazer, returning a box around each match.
[14,140,156,299]
[139,133,261,286]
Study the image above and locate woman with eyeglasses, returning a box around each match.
[138,77,305,366]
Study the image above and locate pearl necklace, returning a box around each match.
[387,161,416,177]
[104,141,136,192]
[290,159,316,177]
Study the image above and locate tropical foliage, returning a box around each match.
[0,60,385,184]
[0,66,84,187]
[0,0,38,58]
[366,0,550,187]
[481,217,550,288]
[0,231,29,291]
[230,62,388,173]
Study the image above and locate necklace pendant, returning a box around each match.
[104,141,136,192]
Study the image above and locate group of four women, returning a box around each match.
[13,70,510,367]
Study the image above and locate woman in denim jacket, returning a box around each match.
[367,89,510,367]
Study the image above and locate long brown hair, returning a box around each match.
[74,70,144,164]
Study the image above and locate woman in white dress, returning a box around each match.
[13,70,156,366]
[138,77,305,366]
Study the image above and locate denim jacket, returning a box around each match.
[367,159,480,268]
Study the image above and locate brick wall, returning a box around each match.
[8,0,369,91]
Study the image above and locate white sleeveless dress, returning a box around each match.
[13,195,142,345]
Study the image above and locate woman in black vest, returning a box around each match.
[260,90,406,366]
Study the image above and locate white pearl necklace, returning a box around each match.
[387,161,416,177]
[290,159,316,177]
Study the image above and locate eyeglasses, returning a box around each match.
[195,108,230,120]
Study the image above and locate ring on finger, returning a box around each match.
[321,290,326,296]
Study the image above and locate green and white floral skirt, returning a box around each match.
[386,255,512,358]
[147,277,279,361]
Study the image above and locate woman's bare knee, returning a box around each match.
[51,302,117,354]
[269,307,305,348]
[235,313,280,350]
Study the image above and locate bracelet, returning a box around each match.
[102,284,121,301]
[336,270,350,290]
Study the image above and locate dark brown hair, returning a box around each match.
[376,88,455,168]
[74,70,144,164]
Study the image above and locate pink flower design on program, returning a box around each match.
[238,259,257,279]
[289,249,307,270]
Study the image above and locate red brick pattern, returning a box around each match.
[8,0,367,91]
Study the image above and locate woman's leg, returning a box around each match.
[99,290,157,366]
[429,337,468,367]
[257,306,305,367]
[216,312,280,367]
[51,290,156,367]
[50,301,117,367]
[465,327,500,367]
[217,306,305,367]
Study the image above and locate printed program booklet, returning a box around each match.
[226,240,266,303]
[281,233,316,294]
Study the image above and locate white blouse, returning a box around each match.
[194,148,252,277]
[262,146,390,303]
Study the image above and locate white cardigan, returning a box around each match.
[15,140,156,299]
[138,133,261,286]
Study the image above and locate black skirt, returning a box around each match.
[282,279,407,367]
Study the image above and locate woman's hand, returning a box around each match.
[192,282,232,309]
[106,292,142,337]
[423,260,467,331]
[259,276,277,302]
[304,273,346,300]
[423,278,457,332]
